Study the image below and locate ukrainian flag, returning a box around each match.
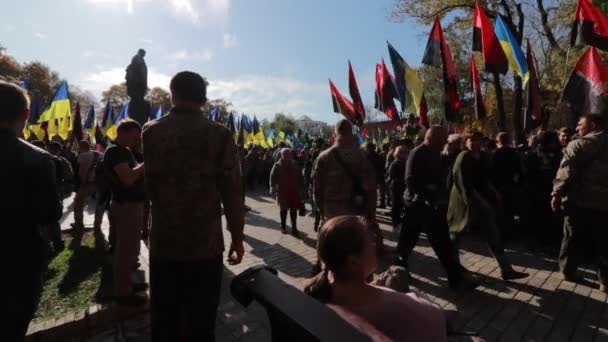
[23,98,45,140]
[494,15,528,83]
[39,82,71,123]
[101,100,115,135]
[83,105,96,138]
[106,102,128,140]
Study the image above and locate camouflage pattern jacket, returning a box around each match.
[553,131,608,211]
[312,137,376,220]
[143,109,244,261]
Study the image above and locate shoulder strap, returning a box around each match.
[333,149,362,186]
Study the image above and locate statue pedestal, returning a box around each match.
[129,97,151,126]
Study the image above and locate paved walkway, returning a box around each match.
[49,191,608,341]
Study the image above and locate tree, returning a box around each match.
[389,0,577,134]
[101,83,129,111]
[146,87,171,112]
[0,54,22,81]
[203,98,232,118]
[21,61,54,105]
[269,113,297,135]
[70,85,97,111]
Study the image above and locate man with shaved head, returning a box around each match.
[395,126,474,291]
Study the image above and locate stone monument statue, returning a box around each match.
[125,48,151,125]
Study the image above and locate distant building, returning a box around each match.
[295,116,331,135]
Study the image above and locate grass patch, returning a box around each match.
[34,231,112,322]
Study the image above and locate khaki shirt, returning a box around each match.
[553,131,608,211]
[312,137,376,220]
[143,109,244,261]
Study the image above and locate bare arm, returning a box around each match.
[113,162,144,187]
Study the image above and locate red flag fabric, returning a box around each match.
[329,79,356,123]
[571,0,608,50]
[471,56,486,120]
[348,61,365,126]
[473,2,509,74]
[73,102,83,142]
[374,59,398,120]
[422,17,461,122]
[563,47,608,120]
[524,41,542,131]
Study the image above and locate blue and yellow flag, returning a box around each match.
[106,102,128,140]
[83,105,96,138]
[494,15,528,83]
[39,82,71,123]
[23,98,45,140]
[101,100,115,135]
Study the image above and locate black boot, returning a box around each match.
[280,209,287,233]
[290,209,299,236]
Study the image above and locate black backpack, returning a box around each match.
[94,154,111,191]
[334,151,367,214]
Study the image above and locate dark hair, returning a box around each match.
[170,71,207,104]
[0,81,30,123]
[496,132,509,145]
[581,114,606,130]
[558,127,573,136]
[47,141,62,152]
[335,119,353,136]
[79,140,91,150]
[304,216,368,302]
[116,118,142,135]
[465,131,484,141]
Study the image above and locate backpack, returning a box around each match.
[52,156,74,199]
[333,151,367,215]
[94,155,111,191]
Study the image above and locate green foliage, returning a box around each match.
[146,87,172,112]
[268,113,297,135]
[101,83,129,111]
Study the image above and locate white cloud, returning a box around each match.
[170,49,213,62]
[207,75,326,119]
[2,24,15,33]
[223,32,239,48]
[87,0,229,26]
[33,32,47,39]
[140,38,154,44]
[79,68,326,121]
[79,67,171,99]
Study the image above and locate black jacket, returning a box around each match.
[0,128,62,248]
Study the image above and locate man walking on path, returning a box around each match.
[395,126,474,291]
[143,71,245,341]
[72,140,100,236]
[552,114,608,292]
[1,81,62,341]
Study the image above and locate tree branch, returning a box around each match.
[420,3,476,20]
[536,0,563,52]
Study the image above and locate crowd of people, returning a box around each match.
[4,69,608,341]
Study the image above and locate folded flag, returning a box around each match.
[471,55,486,120]
[374,58,399,120]
[524,41,542,132]
[348,61,365,126]
[329,79,356,122]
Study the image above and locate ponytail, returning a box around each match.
[304,269,332,303]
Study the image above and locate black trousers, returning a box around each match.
[150,255,223,342]
[397,201,462,286]
[7,235,46,341]
[560,206,608,286]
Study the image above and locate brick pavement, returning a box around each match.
[41,191,608,341]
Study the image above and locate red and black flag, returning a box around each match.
[72,101,83,142]
[374,59,399,120]
[524,41,542,131]
[470,56,486,120]
[473,2,508,74]
[571,0,608,51]
[348,61,365,126]
[329,79,356,123]
[563,47,608,118]
[422,17,461,122]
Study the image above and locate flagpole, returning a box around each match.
[558,47,572,128]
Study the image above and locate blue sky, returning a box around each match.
[1,0,427,123]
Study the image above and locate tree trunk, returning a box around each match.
[493,72,507,131]
[512,74,523,142]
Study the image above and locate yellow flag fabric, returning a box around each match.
[254,131,268,148]
[404,63,425,115]
[106,125,118,141]
[39,99,71,123]
[266,137,274,148]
